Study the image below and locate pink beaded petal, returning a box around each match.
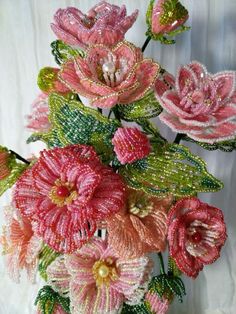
[145,292,169,314]
[176,65,197,95]
[47,256,70,296]
[213,71,235,100]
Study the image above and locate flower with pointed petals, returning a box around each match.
[0,206,42,283]
[167,197,227,278]
[106,190,171,259]
[112,127,151,165]
[145,292,169,314]
[59,41,160,108]
[51,2,138,48]
[156,61,236,143]
[13,145,125,253]
[26,93,51,132]
[47,238,152,314]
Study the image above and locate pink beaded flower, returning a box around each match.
[51,2,138,48]
[0,206,42,283]
[59,41,160,108]
[26,93,51,132]
[47,238,152,314]
[156,61,236,143]
[150,0,189,36]
[112,127,151,164]
[167,197,227,278]
[145,292,169,314]
[13,145,125,253]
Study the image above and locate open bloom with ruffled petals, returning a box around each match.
[26,93,51,132]
[13,145,125,253]
[106,190,172,259]
[59,41,160,108]
[167,197,227,278]
[145,292,169,314]
[51,2,138,48]
[150,0,189,36]
[0,206,42,283]
[47,238,152,314]
[112,127,151,164]
[156,61,236,143]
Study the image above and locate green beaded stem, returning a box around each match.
[0,147,28,196]
[116,92,162,121]
[38,245,60,281]
[51,40,85,65]
[35,286,70,314]
[183,135,236,152]
[119,143,223,197]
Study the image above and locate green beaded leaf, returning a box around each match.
[121,302,151,314]
[168,257,182,277]
[38,245,60,281]
[116,92,162,121]
[51,40,85,65]
[0,147,27,196]
[30,93,120,162]
[183,135,236,152]
[149,274,186,303]
[119,143,223,197]
[35,286,70,314]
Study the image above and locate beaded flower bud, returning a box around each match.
[112,127,151,164]
[146,0,190,44]
[37,67,70,94]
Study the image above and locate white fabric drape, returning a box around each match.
[0,0,236,313]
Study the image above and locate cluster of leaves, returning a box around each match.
[35,286,70,314]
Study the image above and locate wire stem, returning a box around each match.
[173,133,184,144]
[158,252,165,274]
[142,36,151,52]
[9,150,30,165]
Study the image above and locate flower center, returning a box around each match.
[49,179,77,207]
[99,52,128,87]
[191,231,202,244]
[92,258,118,287]
[128,190,154,218]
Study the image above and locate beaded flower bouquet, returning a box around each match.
[1,1,235,313]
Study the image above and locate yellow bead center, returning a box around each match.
[92,258,118,287]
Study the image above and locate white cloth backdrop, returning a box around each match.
[0,0,236,313]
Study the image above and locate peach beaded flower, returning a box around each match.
[58,41,160,108]
[13,145,125,253]
[47,238,152,314]
[156,61,236,143]
[112,127,151,164]
[167,197,227,278]
[0,206,42,283]
[51,2,138,48]
[106,190,172,259]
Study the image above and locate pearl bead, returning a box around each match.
[102,62,115,73]
[98,265,110,278]
[56,186,70,197]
